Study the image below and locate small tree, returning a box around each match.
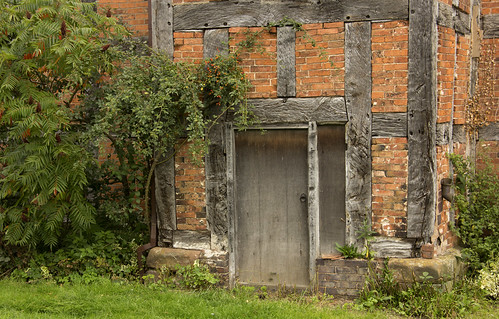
[0,0,128,248]
[88,47,254,223]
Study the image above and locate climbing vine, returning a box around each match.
[466,43,496,134]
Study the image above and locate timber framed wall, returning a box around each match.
[96,0,496,286]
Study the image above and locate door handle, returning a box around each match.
[300,193,307,203]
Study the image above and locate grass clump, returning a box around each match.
[0,279,391,319]
[355,260,494,318]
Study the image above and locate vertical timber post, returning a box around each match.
[225,123,236,288]
[308,122,320,284]
[152,0,176,246]
[407,0,438,241]
[344,21,372,248]
[150,0,174,56]
[277,26,296,98]
[204,29,230,251]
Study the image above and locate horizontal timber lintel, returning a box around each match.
[173,0,409,31]
[248,97,347,124]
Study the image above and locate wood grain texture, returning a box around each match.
[277,27,296,97]
[372,113,407,137]
[155,150,176,246]
[483,14,499,39]
[173,0,408,30]
[249,97,347,124]
[407,0,438,240]
[479,122,499,141]
[308,122,320,283]
[173,230,211,251]
[204,34,230,251]
[437,1,470,34]
[204,29,229,58]
[151,0,173,56]
[436,122,451,145]
[344,21,372,247]
[371,238,415,258]
[226,123,236,287]
[452,124,466,144]
[318,125,346,255]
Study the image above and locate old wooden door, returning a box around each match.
[234,129,309,287]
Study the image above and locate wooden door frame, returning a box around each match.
[226,122,321,287]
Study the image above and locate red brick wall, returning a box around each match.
[437,26,456,123]
[438,0,470,14]
[171,29,206,230]
[229,27,278,99]
[97,0,149,38]
[371,138,408,237]
[295,23,344,97]
[454,35,470,125]
[370,20,409,238]
[173,31,204,63]
[482,0,499,15]
[371,20,409,113]
[174,143,207,231]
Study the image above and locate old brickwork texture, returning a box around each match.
[96,0,497,257]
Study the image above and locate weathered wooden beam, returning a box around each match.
[173,0,408,30]
[437,2,470,34]
[151,0,173,56]
[173,230,211,251]
[407,0,438,240]
[436,122,451,145]
[371,237,415,258]
[452,124,466,144]
[277,27,296,98]
[204,30,230,251]
[152,0,175,245]
[479,122,499,141]
[344,21,372,248]
[372,113,407,137]
[204,29,229,58]
[248,97,347,124]
[308,122,320,284]
[226,123,236,287]
[155,151,176,246]
[483,14,499,38]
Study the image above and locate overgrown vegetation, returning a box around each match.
[356,261,485,318]
[355,153,498,317]
[0,0,128,248]
[0,0,254,281]
[449,153,499,273]
[145,261,219,290]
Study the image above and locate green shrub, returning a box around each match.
[8,230,140,283]
[335,243,362,259]
[449,153,499,272]
[0,0,129,248]
[357,260,482,318]
[478,256,499,299]
[175,261,219,290]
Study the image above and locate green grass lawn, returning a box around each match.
[0,279,384,319]
[0,279,496,319]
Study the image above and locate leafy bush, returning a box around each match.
[0,0,128,248]
[146,261,219,290]
[175,261,219,290]
[356,260,482,318]
[478,256,499,299]
[335,243,361,259]
[8,230,140,283]
[449,153,499,272]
